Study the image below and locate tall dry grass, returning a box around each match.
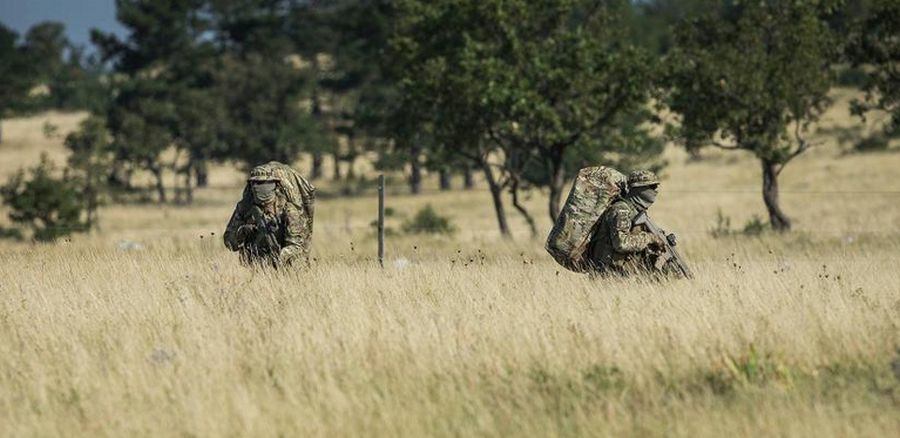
[1,92,899,436]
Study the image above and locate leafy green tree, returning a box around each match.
[23,21,68,85]
[286,0,394,183]
[0,24,37,144]
[105,77,176,202]
[1,154,88,242]
[391,0,661,236]
[848,0,899,135]
[666,0,841,231]
[47,46,110,112]
[65,116,114,227]
[95,0,230,199]
[209,0,318,171]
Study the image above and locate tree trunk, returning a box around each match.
[311,151,323,180]
[184,165,194,204]
[687,147,703,162]
[439,168,451,191]
[0,119,4,144]
[151,165,166,203]
[194,159,209,188]
[761,159,791,231]
[332,152,342,181]
[346,156,356,181]
[482,162,511,238]
[463,166,474,189]
[510,182,537,238]
[409,144,422,194]
[547,152,566,221]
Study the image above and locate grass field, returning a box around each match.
[1,91,899,436]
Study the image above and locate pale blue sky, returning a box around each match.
[0,0,125,48]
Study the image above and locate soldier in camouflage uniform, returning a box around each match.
[586,170,668,276]
[224,167,311,267]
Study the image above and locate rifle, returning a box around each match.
[633,211,693,278]
[247,205,281,257]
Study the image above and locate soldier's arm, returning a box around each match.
[610,205,654,253]
[223,200,250,251]
[278,204,310,265]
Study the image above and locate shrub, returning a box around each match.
[709,208,733,238]
[402,204,456,235]
[742,215,768,237]
[854,134,890,153]
[0,154,89,241]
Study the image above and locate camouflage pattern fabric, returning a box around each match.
[585,198,658,275]
[224,162,315,268]
[546,166,627,272]
[224,195,310,267]
[244,161,316,235]
[627,170,660,188]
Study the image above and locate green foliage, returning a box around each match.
[848,0,900,135]
[0,155,89,241]
[854,133,891,152]
[0,21,107,116]
[0,226,24,241]
[742,215,768,237]
[23,21,68,83]
[402,204,456,236]
[0,23,38,130]
[667,0,838,162]
[390,0,663,221]
[709,210,769,238]
[666,0,841,230]
[65,116,115,225]
[709,208,733,238]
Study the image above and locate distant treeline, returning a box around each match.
[0,0,897,240]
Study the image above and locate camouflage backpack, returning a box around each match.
[545,166,627,272]
[243,161,316,233]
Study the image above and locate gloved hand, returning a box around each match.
[237,224,257,241]
[647,232,666,250]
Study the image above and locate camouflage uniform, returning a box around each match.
[224,166,312,267]
[586,170,662,275]
[586,199,657,275]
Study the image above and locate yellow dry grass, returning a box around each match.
[1,91,899,437]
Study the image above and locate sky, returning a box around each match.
[0,0,125,48]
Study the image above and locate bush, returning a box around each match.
[402,204,456,235]
[0,154,89,241]
[742,215,768,236]
[709,208,733,238]
[854,134,890,153]
[710,210,769,238]
[0,226,23,241]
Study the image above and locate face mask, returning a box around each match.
[630,187,658,211]
[251,182,277,204]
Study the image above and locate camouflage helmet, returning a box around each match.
[248,165,280,182]
[627,170,660,189]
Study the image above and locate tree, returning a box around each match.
[390,0,661,237]
[0,24,37,144]
[666,0,840,231]
[0,154,89,242]
[65,116,114,227]
[105,77,177,202]
[848,0,899,135]
[23,21,68,84]
[95,0,232,198]
[210,0,318,171]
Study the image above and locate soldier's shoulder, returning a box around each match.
[609,199,636,214]
[281,200,303,215]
